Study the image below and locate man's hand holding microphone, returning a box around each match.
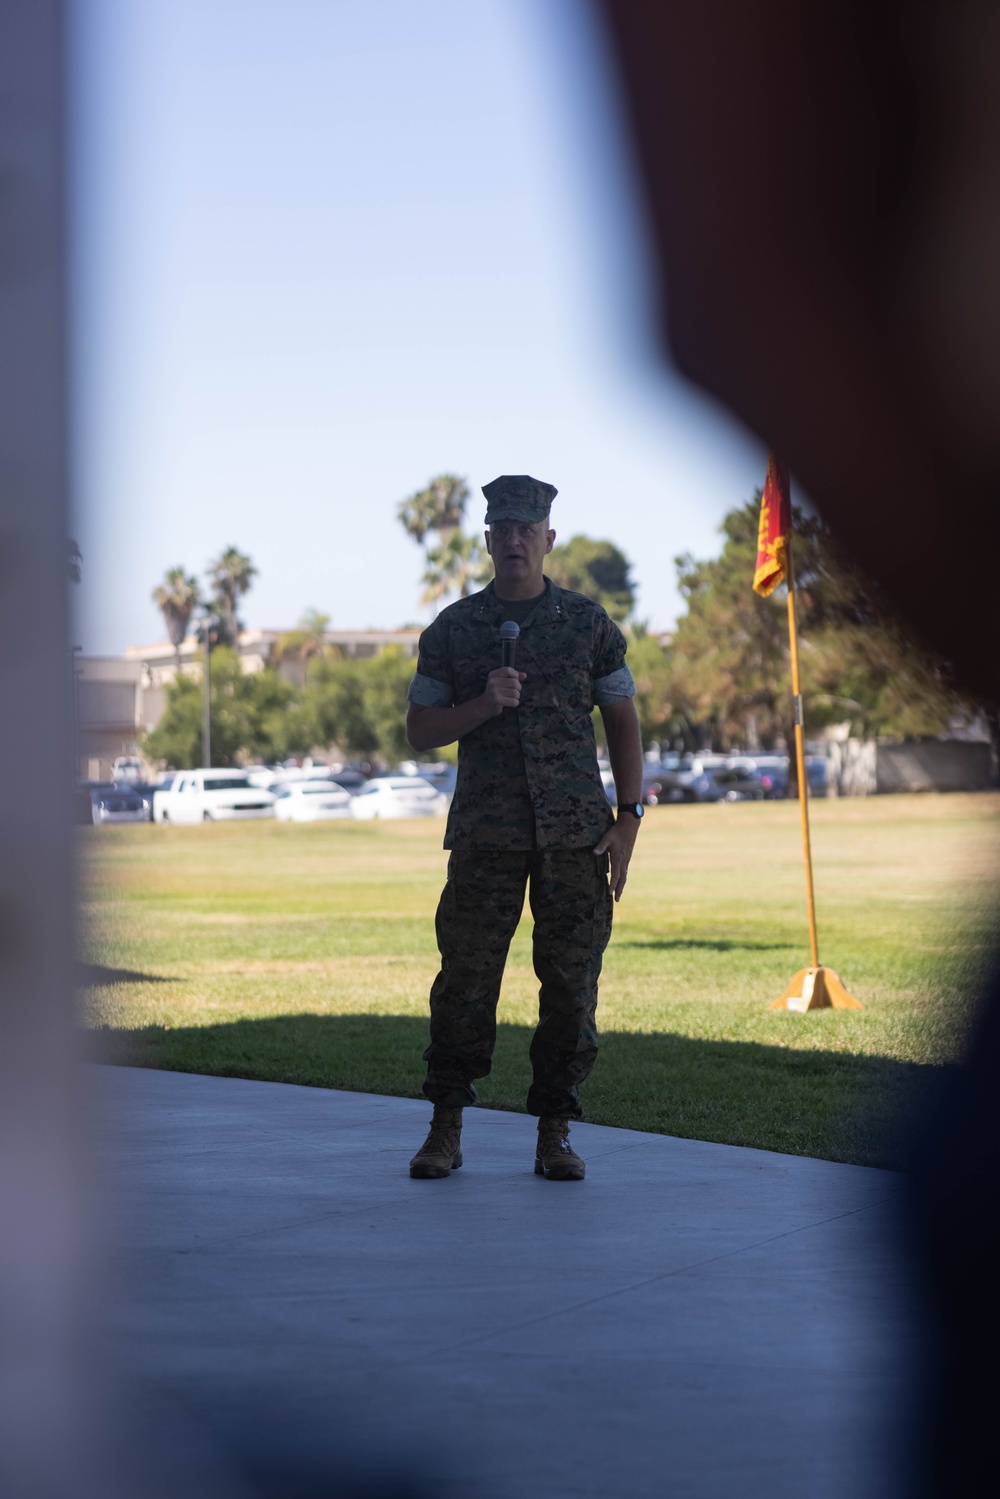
[483,666,526,714]
[406,618,526,752]
[484,620,524,715]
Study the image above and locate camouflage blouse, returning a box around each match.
[407,579,635,850]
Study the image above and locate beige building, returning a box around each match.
[126,625,420,686]
[75,656,161,781]
[77,626,421,779]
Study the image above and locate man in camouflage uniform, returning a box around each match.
[405,475,644,1181]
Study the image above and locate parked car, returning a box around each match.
[273,780,353,822]
[153,770,276,823]
[257,765,369,794]
[327,769,368,793]
[350,777,448,820]
[753,756,828,799]
[128,782,161,820]
[395,761,458,799]
[754,767,784,799]
[288,766,370,793]
[717,757,785,799]
[110,756,145,783]
[79,783,149,825]
[639,765,682,805]
[396,759,455,786]
[243,765,274,788]
[601,760,689,807]
[656,755,729,799]
[678,766,769,803]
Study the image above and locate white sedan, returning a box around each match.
[153,770,275,823]
[273,780,353,822]
[350,777,448,820]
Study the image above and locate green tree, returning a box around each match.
[398,474,490,608]
[144,648,300,768]
[667,504,788,752]
[358,648,418,764]
[545,535,635,622]
[624,627,684,745]
[421,530,490,606]
[276,608,330,662]
[397,473,469,545]
[665,497,970,780]
[786,511,961,740]
[207,546,257,646]
[152,566,201,670]
[301,659,378,761]
[301,647,417,766]
[275,608,340,686]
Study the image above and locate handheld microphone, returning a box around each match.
[500,619,520,670]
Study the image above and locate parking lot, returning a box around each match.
[80,749,832,828]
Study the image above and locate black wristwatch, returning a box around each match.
[617,802,644,820]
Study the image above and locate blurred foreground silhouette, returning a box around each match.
[602,3,1000,1490]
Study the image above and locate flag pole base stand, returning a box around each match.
[768,967,863,1012]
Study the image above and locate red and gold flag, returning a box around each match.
[752,452,791,596]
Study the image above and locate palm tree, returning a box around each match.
[152,567,201,671]
[399,474,477,613]
[421,532,490,605]
[207,547,257,646]
[397,474,469,545]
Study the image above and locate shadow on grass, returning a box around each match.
[78,963,176,987]
[613,939,797,953]
[88,1012,943,1169]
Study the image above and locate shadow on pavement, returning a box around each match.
[88,1011,944,1169]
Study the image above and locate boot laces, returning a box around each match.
[539,1118,571,1153]
[419,1121,460,1156]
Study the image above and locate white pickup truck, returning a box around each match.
[153,770,276,824]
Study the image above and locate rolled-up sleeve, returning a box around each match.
[407,617,455,708]
[593,663,636,705]
[591,610,634,705]
[407,672,454,708]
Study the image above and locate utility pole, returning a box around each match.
[202,621,212,768]
[71,644,82,781]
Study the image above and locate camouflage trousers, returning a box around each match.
[422,848,614,1119]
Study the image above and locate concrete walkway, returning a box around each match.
[95,1066,919,1499]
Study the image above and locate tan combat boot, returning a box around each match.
[535,1116,586,1181]
[409,1106,464,1179]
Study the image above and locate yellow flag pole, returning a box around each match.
[784,539,819,968]
[768,506,862,1011]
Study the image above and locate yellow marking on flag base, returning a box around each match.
[768,967,864,1012]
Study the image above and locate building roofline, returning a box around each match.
[125,626,421,657]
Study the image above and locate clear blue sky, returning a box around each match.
[69,0,766,654]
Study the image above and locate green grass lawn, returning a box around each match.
[81,793,1000,1167]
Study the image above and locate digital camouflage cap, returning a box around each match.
[482,474,558,526]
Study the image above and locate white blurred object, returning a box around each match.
[350,777,448,820]
[153,770,276,823]
[273,781,353,821]
[109,755,144,782]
